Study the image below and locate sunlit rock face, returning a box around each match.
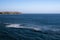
[0,11,21,14]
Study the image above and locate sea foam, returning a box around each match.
[6,23,41,31]
[6,23,60,31]
[6,24,20,28]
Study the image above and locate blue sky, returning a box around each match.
[0,0,60,13]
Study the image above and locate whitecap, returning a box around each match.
[6,23,41,31]
[6,24,20,28]
[5,23,60,32]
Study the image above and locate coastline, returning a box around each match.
[0,11,21,14]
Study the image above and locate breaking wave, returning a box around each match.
[5,23,60,32]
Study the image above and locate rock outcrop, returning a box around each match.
[0,11,21,14]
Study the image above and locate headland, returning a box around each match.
[0,11,21,14]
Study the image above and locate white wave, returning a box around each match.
[6,23,60,31]
[6,24,20,28]
[33,28,41,31]
[6,23,41,31]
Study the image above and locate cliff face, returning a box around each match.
[0,12,21,14]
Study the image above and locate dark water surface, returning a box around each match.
[0,14,60,40]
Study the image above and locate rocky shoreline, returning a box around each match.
[0,12,21,14]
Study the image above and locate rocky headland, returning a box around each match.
[0,11,21,14]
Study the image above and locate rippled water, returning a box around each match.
[0,14,60,40]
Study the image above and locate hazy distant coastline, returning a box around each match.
[0,11,21,14]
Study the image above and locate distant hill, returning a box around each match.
[0,11,21,14]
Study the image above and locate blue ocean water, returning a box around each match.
[0,14,60,40]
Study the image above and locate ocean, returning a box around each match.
[0,14,60,40]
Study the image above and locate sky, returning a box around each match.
[0,0,60,13]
